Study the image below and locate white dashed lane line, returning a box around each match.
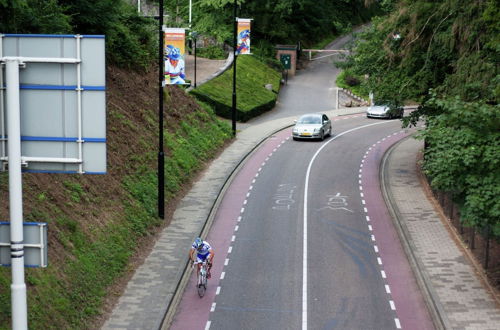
[208,133,288,320]
[359,131,405,329]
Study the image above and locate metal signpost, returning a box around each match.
[0,34,106,330]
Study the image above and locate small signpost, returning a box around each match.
[0,222,47,268]
[0,33,106,330]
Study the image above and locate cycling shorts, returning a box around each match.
[196,253,210,263]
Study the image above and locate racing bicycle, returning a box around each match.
[193,260,209,298]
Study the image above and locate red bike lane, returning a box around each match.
[170,128,292,330]
[360,130,434,330]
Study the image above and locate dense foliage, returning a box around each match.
[341,0,500,236]
[164,0,380,53]
[0,0,157,69]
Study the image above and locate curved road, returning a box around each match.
[170,29,433,329]
[170,116,433,330]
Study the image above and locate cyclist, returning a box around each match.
[190,237,214,279]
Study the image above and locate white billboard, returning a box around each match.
[0,34,106,174]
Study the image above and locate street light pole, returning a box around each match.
[158,0,165,219]
[231,0,237,136]
[194,34,197,88]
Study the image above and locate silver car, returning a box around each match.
[292,113,332,141]
[366,105,404,119]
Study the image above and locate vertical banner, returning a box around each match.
[163,28,187,85]
[236,18,252,55]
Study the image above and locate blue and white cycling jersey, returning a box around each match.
[192,241,212,261]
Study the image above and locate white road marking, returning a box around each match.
[395,318,401,329]
[385,285,391,294]
[211,303,216,312]
[220,272,225,280]
[390,300,396,310]
[302,121,393,330]
[381,270,386,278]
[216,287,221,295]
[224,258,229,266]
[205,321,211,330]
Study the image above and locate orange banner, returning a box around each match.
[164,28,187,84]
[237,19,252,55]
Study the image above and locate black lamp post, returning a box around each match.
[158,0,165,219]
[231,0,237,136]
[192,31,198,88]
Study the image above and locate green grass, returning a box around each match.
[190,55,281,122]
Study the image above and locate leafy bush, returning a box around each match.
[196,45,227,60]
[420,96,500,236]
[345,75,360,87]
[336,70,369,100]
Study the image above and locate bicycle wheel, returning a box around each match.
[197,267,207,298]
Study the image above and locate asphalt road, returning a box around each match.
[170,27,433,330]
[240,30,358,130]
[170,114,434,329]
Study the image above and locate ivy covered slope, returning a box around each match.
[0,65,232,329]
[343,0,499,235]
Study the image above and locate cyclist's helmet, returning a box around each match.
[194,237,203,250]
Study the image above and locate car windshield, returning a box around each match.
[297,115,321,124]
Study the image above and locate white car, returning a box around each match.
[292,113,332,141]
[366,105,404,119]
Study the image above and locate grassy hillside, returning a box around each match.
[0,64,232,329]
[189,55,282,122]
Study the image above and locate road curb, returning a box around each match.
[380,135,451,330]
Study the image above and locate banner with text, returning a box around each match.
[236,18,252,55]
[164,28,187,85]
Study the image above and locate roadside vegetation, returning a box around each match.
[335,69,369,101]
[189,55,282,122]
[341,1,499,240]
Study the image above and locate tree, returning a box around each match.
[342,0,500,235]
